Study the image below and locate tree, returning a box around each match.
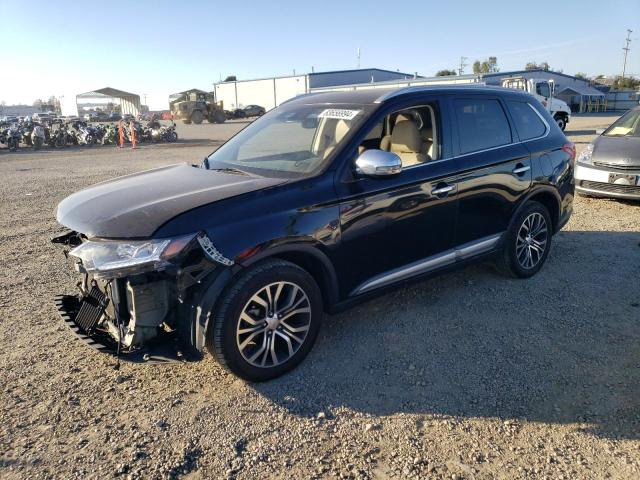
[33,98,43,110]
[224,75,237,82]
[525,61,551,71]
[574,72,588,79]
[613,76,640,89]
[435,69,457,76]
[472,57,499,74]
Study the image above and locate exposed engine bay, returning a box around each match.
[52,230,233,363]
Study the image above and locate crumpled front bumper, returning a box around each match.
[53,294,190,364]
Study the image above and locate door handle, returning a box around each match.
[512,164,531,175]
[431,184,455,196]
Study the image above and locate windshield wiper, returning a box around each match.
[209,167,249,176]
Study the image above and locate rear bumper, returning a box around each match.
[575,162,640,199]
[54,294,192,364]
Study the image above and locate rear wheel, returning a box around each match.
[207,259,323,381]
[497,201,552,278]
[554,114,567,131]
[191,110,203,124]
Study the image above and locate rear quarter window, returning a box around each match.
[453,98,512,154]
[507,101,547,140]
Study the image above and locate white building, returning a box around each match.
[214,68,419,111]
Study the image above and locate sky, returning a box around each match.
[0,0,638,111]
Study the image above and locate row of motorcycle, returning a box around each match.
[0,119,178,152]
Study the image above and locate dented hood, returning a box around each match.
[56,163,286,239]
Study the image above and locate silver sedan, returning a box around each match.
[575,106,640,200]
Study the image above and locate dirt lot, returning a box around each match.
[1,114,639,480]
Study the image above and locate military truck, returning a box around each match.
[170,90,226,124]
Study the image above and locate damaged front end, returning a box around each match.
[52,230,233,363]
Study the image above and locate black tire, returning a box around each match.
[496,201,552,278]
[212,110,226,124]
[554,114,566,131]
[33,137,43,150]
[191,110,203,124]
[206,259,323,381]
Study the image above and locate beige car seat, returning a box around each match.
[382,117,428,167]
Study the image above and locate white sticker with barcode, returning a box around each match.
[318,109,360,120]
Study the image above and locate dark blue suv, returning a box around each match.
[53,86,575,380]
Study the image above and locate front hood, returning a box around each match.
[57,163,286,239]
[593,136,640,167]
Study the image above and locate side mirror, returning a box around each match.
[595,128,605,135]
[355,149,402,177]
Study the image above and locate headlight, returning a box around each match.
[577,143,594,164]
[69,234,195,277]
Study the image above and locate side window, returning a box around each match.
[507,101,547,140]
[535,83,550,98]
[357,104,440,168]
[453,99,512,154]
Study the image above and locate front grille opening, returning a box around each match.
[580,180,640,195]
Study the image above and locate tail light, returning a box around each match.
[562,142,576,166]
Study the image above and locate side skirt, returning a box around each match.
[350,233,503,296]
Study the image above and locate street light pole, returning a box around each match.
[622,29,632,80]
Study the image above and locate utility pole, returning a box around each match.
[458,56,468,76]
[357,47,361,69]
[143,94,148,107]
[622,29,632,80]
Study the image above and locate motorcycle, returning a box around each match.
[6,123,21,152]
[31,123,46,150]
[48,122,67,148]
[101,123,118,145]
[162,121,178,142]
[21,121,34,146]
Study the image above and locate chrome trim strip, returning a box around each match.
[352,233,503,295]
[455,234,502,261]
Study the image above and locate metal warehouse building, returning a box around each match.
[76,87,142,116]
[214,68,419,111]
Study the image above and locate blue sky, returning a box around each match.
[0,0,638,110]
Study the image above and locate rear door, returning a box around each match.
[449,95,532,246]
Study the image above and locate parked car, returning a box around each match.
[33,112,54,123]
[52,86,575,381]
[107,112,122,122]
[1,116,18,124]
[243,104,266,117]
[232,104,266,118]
[575,106,640,199]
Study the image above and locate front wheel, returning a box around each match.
[207,259,323,381]
[497,201,552,278]
[554,115,567,131]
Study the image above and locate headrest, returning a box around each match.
[390,120,423,153]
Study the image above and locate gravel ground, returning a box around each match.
[1,114,639,480]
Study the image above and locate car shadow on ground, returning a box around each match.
[253,230,640,440]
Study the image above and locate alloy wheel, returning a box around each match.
[516,212,548,269]
[236,281,312,368]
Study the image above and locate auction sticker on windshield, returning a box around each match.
[318,109,361,120]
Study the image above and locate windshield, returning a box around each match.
[205,102,371,178]
[604,108,640,137]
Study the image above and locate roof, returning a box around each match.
[215,68,420,85]
[76,87,140,99]
[309,67,420,78]
[171,88,208,96]
[482,69,589,83]
[555,84,605,96]
[285,84,532,106]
